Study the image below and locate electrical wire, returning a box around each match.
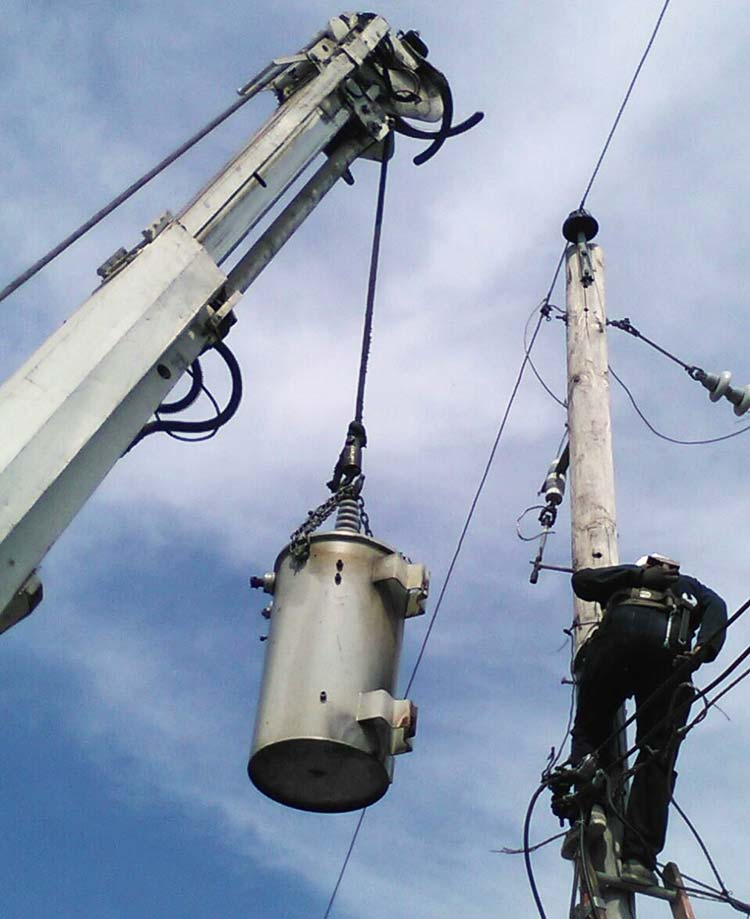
[672,868,750,914]
[607,316,701,376]
[523,302,567,409]
[579,0,673,208]
[493,828,567,856]
[671,795,730,897]
[323,809,367,919]
[523,783,552,919]
[404,307,547,697]
[610,365,750,445]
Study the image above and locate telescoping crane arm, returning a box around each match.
[0,13,477,633]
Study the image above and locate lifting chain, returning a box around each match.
[289,476,373,562]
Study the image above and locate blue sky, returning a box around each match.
[2,1,750,917]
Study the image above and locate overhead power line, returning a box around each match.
[579,0,673,208]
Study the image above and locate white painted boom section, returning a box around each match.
[0,12,452,632]
[0,223,226,618]
[180,15,390,263]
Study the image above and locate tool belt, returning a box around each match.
[606,588,694,653]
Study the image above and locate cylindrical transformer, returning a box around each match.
[249,529,429,813]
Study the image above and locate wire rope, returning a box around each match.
[0,85,272,305]
[354,135,392,426]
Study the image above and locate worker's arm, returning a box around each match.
[571,564,644,605]
[683,576,728,661]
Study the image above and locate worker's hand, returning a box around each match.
[672,646,703,672]
[639,565,679,590]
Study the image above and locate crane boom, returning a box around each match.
[0,12,458,631]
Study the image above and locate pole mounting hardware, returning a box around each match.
[562,208,599,288]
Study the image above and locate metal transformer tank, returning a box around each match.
[249,529,429,812]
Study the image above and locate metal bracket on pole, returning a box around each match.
[563,209,599,288]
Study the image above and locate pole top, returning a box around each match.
[562,208,599,243]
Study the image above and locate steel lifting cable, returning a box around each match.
[354,133,393,427]
[0,63,283,305]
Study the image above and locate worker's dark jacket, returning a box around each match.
[572,564,727,660]
[570,563,727,868]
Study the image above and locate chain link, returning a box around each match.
[289,477,372,562]
[358,495,373,538]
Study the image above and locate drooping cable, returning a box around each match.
[524,302,567,409]
[671,795,730,898]
[579,0,673,208]
[390,63,484,166]
[610,365,750,446]
[522,783,552,919]
[159,373,222,444]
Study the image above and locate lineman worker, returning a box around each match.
[568,554,726,886]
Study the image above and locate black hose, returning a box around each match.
[523,783,551,919]
[394,109,484,141]
[156,359,204,414]
[126,340,242,451]
[390,63,484,165]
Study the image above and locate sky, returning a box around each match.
[2,1,750,917]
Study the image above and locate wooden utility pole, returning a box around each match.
[564,209,634,919]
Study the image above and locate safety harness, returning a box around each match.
[605,587,698,653]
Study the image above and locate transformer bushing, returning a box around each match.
[249,529,429,812]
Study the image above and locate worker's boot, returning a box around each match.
[561,804,608,860]
[621,859,659,887]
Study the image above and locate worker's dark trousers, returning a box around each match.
[570,605,695,870]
